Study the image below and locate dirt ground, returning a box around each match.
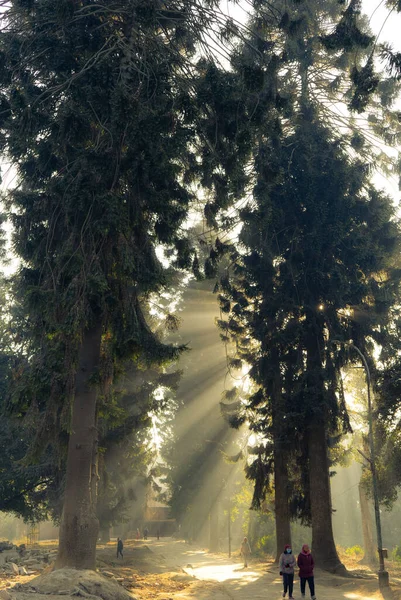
[3,538,401,600]
[117,537,399,600]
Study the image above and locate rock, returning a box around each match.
[26,564,44,571]
[0,590,12,600]
[186,564,193,568]
[9,564,19,576]
[101,571,115,578]
[18,567,28,576]
[0,542,13,553]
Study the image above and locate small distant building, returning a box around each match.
[143,498,176,536]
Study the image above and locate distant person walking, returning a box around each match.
[279,544,296,599]
[297,544,316,599]
[143,527,149,540]
[116,537,124,559]
[240,536,251,568]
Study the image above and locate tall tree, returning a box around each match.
[0,0,238,569]
[219,113,401,571]
[214,0,401,571]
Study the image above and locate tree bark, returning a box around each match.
[309,424,345,573]
[274,443,292,562]
[359,479,377,566]
[305,314,345,574]
[270,346,292,561]
[209,502,219,552]
[55,323,103,570]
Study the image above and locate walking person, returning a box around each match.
[240,536,251,568]
[116,537,124,559]
[297,544,316,600]
[279,544,296,599]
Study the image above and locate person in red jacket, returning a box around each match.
[297,544,316,599]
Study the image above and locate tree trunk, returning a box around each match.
[247,509,257,550]
[209,503,219,552]
[305,314,345,574]
[270,346,292,562]
[55,323,103,570]
[309,424,345,573]
[99,527,111,544]
[359,479,377,566]
[274,439,292,562]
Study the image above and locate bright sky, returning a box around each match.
[362,1,401,199]
[367,0,401,51]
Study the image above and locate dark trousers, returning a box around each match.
[283,573,294,596]
[117,549,123,558]
[300,576,315,597]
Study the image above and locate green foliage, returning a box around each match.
[256,534,275,554]
[392,545,401,562]
[213,0,401,527]
[0,0,245,530]
[321,1,373,52]
[350,57,380,113]
[0,0,207,450]
[344,544,364,558]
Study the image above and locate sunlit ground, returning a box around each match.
[344,594,381,600]
[178,547,261,583]
[186,560,260,583]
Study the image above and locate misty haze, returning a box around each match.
[0,2,401,600]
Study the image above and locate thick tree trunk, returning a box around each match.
[209,503,219,552]
[270,346,292,562]
[359,480,377,566]
[55,324,103,570]
[274,440,292,562]
[305,314,345,574]
[309,424,345,573]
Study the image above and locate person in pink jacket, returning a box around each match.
[297,544,316,599]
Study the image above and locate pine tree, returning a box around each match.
[0,0,238,569]
[215,0,401,571]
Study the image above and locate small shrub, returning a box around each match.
[344,545,364,558]
[392,545,401,562]
[256,534,275,554]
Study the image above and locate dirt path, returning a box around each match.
[131,537,386,600]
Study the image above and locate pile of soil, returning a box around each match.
[11,568,137,600]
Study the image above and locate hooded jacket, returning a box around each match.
[279,546,296,575]
[297,546,314,578]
